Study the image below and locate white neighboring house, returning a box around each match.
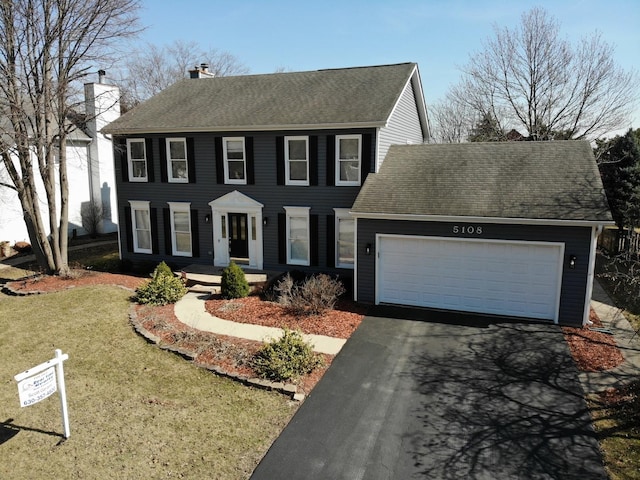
[0,72,120,244]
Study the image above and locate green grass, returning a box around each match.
[0,286,297,479]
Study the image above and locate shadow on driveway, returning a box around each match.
[251,307,607,480]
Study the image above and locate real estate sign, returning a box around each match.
[14,349,70,438]
[17,366,57,407]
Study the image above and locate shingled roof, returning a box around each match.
[104,63,423,135]
[352,141,613,223]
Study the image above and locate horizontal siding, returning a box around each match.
[377,82,424,171]
[114,130,374,277]
[357,219,592,326]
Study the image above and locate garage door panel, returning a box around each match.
[378,236,561,321]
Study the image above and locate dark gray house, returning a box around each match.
[352,141,613,326]
[102,62,428,278]
[104,62,612,327]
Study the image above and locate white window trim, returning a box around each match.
[166,138,188,183]
[168,202,192,257]
[127,138,148,182]
[335,134,362,186]
[129,200,152,254]
[284,135,309,186]
[284,206,310,266]
[334,208,354,269]
[223,137,247,185]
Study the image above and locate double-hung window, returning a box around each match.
[284,206,310,266]
[168,202,192,256]
[129,200,152,254]
[334,208,354,268]
[223,137,246,184]
[335,134,361,186]
[127,139,147,182]
[167,138,188,182]
[285,136,309,185]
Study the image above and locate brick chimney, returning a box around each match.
[189,63,216,79]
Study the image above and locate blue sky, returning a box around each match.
[136,0,640,129]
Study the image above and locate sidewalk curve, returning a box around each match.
[174,292,346,355]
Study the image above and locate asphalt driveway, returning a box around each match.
[251,307,607,480]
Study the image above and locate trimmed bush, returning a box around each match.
[135,262,187,306]
[221,261,250,299]
[276,272,346,316]
[252,329,324,381]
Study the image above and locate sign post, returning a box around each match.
[15,349,70,438]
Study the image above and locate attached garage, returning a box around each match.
[352,141,614,327]
[376,235,563,321]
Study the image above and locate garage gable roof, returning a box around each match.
[103,63,423,135]
[352,141,613,223]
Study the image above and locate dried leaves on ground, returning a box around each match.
[562,309,625,372]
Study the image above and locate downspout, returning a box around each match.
[582,224,604,326]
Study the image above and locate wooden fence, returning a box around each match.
[598,228,640,256]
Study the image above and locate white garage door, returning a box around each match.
[377,235,563,321]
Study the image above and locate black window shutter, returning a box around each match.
[151,207,159,254]
[361,133,372,184]
[309,136,318,186]
[124,206,133,252]
[159,138,167,183]
[116,138,128,182]
[191,209,200,257]
[214,137,224,184]
[310,214,319,266]
[145,138,155,182]
[326,135,335,186]
[278,213,286,264]
[246,137,255,185]
[326,214,335,268]
[163,208,172,255]
[187,138,196,183]
[276,136,285,185]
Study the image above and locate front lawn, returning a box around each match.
[0,285,297,479]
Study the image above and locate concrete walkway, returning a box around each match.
[175,292,347,355]
[579,279,640,393]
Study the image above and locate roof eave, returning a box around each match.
[350,211,615,228]
[102,121,386,136]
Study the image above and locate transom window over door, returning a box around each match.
[127,139,147,182]
[167,138,188,182]
[285,206,310,266]
[168,202,192,256]
[223,137,246,184]
[285,136,309,185]
[336,134,361,186]
[129,200,152,253]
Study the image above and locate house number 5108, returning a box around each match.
[453,225,483,235]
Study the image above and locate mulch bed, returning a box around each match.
[562,308,625,372]
[4,270,627,395]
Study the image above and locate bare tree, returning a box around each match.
[429,94,475,143]
[447,7,638,141]
[118,40,249,109]
[0,0,140,275]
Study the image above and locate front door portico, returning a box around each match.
[209,191,264,269]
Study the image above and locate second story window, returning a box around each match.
[335,134,361,186]
[223,137,246,184]
[167,138,188,183]
[127,139,147,182]
[285,136,309,186]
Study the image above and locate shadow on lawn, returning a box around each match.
[0,418,64,445]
